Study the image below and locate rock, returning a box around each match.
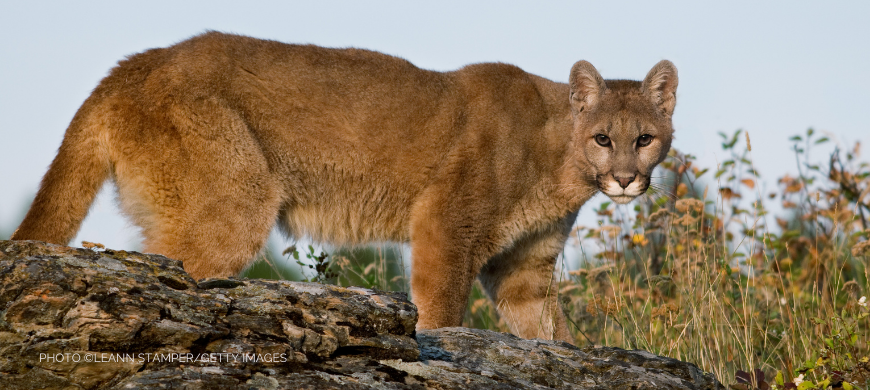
[0,240,721,389]
[411,328,721,389]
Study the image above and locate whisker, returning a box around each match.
[636,192,657,206]
[648,184,675,194]
[646,185,678,201]
[648,190,677,201]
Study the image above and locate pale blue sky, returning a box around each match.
[1,1,868,252]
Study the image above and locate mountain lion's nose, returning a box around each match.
[615,175,636,189]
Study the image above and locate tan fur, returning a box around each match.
[12,32,678,343]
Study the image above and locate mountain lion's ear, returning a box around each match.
[569,61,606,115]
[642,60,679,117]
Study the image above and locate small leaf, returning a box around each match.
[741,178,756,189]
[735,370,752,384]
[775,371,784,386]
[719,187,741,200]
[282,245,297,256]
[797,381,814,390]
[676,183,688,198]
[814,137,829,144]
[790,135,803,142]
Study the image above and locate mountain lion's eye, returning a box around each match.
[594,134,611,147]
[637,134,653,147]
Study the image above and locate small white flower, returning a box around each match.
[780,298,787,306]
[793,374,805,386]
[859,296,867,307]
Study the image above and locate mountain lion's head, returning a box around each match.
[568,60,678,204]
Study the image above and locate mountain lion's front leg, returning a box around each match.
[478,227,573,343]
[409,193,498,330]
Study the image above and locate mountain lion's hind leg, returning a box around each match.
[478,229,573,343]
[135,183,282,280]
[114,99,283,280]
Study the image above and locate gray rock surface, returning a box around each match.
[0,240,721,389]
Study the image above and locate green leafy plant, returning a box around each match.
[286,244,339,284]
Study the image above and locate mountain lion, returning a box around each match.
[12,32,677,343]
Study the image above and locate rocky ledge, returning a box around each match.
[0,240,721,389]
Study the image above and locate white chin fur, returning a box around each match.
[602,179,643,204]
[608,195,635,204]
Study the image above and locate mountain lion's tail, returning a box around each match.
[11,96,111,245]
